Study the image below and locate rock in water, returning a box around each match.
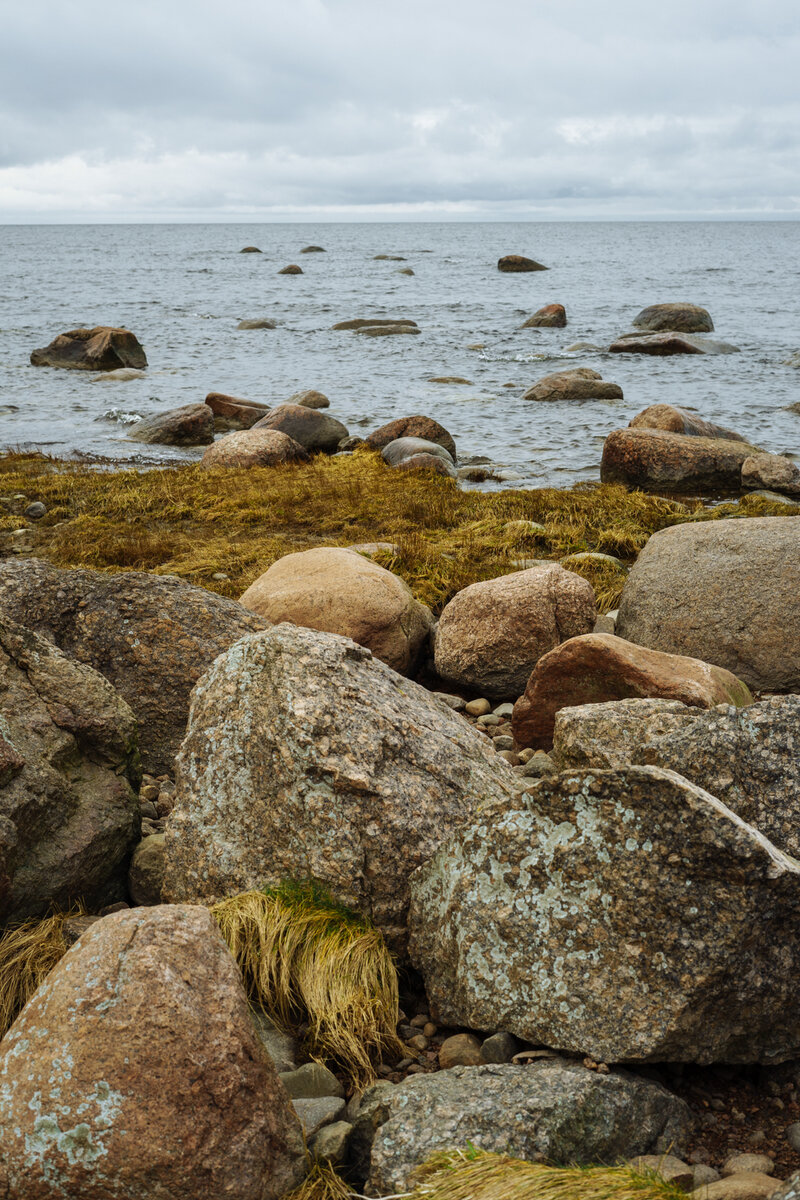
[350,1060,693,1194]
[552,695,800,859]
[521,304,567,327]
[239,547,434,675]
[600,428,760,492]
[30,326,147,371]
[497,254,548,272]
[0,560,268,774]
[201,429,310,469]
[409,766,800,1064]
[366,415,457,461]
[0,905,305,1200]
[205,391,271,430]
[741,452,800,496]
[615,518,800,691]
[632,303,714,333]
[609,333,737,355]
[0,614,139,922]
[127,403,214,446]
[253,404,348,453]
[434,565,596,700]
[162,625,516,953]
[523,368,623,402]
[628,404,747,441]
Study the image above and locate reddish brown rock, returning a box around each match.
[610,333,705,355]
[632,302,714,333]
[523,368,623,402]
[601,427,760,492]
[521,304,567,328]
[201,428,310,469]
[205,391,271,430]
[0,905,305,1200]
[278,263,303,274]
[629,404,747,442]
[497,254,548,272]
[512,633,753,750]
[366,415,457,461]
[253,404,348,453]
[30,326,147,371]
[127,403,214,446]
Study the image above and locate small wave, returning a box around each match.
[96,408,145,426]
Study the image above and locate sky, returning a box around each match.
[1,0,799,222]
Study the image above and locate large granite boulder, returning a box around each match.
[741,452,800,496]
[511,633,752,750]
[523,367,623,402]
[632,303,714,333]
[409,766,800,1064]
[30,326,147,371]
[366,415,457,461]
[252,404,348,452]
[434,565,596,700]
[127,403,214,446]
[239,547,434,675]
[201,429,310,469]
[615,518,800,690]
[0,560,268,774]
[162,625,516,954]
[0,614,139,922]
[552,695,800,859]
[349,1060,693,1194]
[0,905,305,1200]
[628,404,747,441]
[600,427,760,492]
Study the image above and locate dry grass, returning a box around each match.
[0,906,83,1037]
[284,1162,353,1200]
[211,881,402,1087]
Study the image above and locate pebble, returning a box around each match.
[279,1062,344,1099]
[140,784,159,802]
[407,1034,428,1052]
[309,1120,352,1165]
[517,747,536,763]
[493,703,515,718]
[786,1122,800,1152]
[497,750,519,765]
[476,713,501,727]
[292,1096,345,1138]
[211,572,229,581]
[423,1022,437,1038]
[493,735,515,751]
[480,1031,518,1064]
[99,901,129,916]
[464,698,491,717]
[694,1166,722,1188]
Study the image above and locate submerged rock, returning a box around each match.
[498,254,548,272]
[237,317,277,329]
[30,325,147,371]
[632,302,714,333]
[600,427,759,492]
[522,303,567,327]
[523,368,623,402]
[253,404,348,453]
[300,245,326,253]
[201,429,310,469]
[127,402,214,446]
[367,415,457,461]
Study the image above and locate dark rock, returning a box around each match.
[237,317,277,330]
[354,324,420,337]
[609,333,737,355]
[31,326,147,371]
[632,303,714,333]
[278,264,303,274]
[498,255,548,272]
[128,833,166,905]
[240,245,262,252]
[367,416,457,461]
[127,403,214,446]
[253,404,348,453]
[300,246,326,253]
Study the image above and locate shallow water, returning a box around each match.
[1,221,798,487]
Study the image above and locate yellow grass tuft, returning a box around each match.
[0,906,84,1038]
[283,1162,353,1200]
[211,881,403,1087]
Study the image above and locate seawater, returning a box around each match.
[0,221,798,488]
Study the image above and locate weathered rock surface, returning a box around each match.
[523,367,623,402]
[615,518,800,690]
[128,833,166,906]
[0,905,305,1200]
[409,765,800,1064]
[237,317,276,329]
[610,333,738,355]
[354,323,420,336]
[772,1173,800,1200]
[239,547,434,675]
[600,428,759,492]
[253,403,348,453]
[632,303,714,333]
[628,404,747,441]
[286,389,329,409]
[366,415,457,461]
[350,1060,693,1193]
[30,326,147,371]
[434,565,596,700]
[162,625,516,952]
[741,452,800,496]
[498,254,548,272]
[512,633,752,749]
[201,428,310,469]
[522,304,567,327]
[381,437,454,468]
[552,695,800,858]
[204,391,271,429]
[0,613,139,922]
[127,403,214,446]
[0,559,268,774]
[332,318,418,331]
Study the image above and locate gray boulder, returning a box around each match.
[632,303,714,333]
[616,518,800,691]
[408,766,800,1064]
[349,1060,693,1194]
[382,437,454,467]
[162,625,516,954]
[127,403,214,446]
[253,404,348,452]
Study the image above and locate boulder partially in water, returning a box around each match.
[521,303,567,327]
[278,263,303,274]
[205,391,271,430]
[253,403,348,453]
[237,317,276,329]
[381,436,455,469]
[31,325,147,371]
[600,427,759,492]
[523,368,623,402]
[741,452,800,496]
[395,452,457,478]
[610,332,738,355]
[629,404,748,442]
[367,415,456,461]
[286,388,330,409]
[127,402,214,446]
[632,302,714,333]
[498,254,548,272]
[332,318,418,331]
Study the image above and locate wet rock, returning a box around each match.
[300,245,326,253]
[201,428,310,468]
[237,317,277,329]
[600,428,760,492]
[204,391,271,430]
[616,518,800,691]
[523,367,623,402]
[522,304,567,328]
[511,633,752,750]
[286,389,330,409]
[239,546,434,675]
[409,765,800,1064]
[30,325,147,371]
[127,402,214,446]
[610,333,738,355]
[434,565,596,700]
[128,833,166,905]
[429,376,472,384]
[396,453,457,478]
[162,625,516,955]
[381,437,455,468]
[278,264,303,274]
[253,403,348,453]
[367,415,457,461]
[332,318,418,331]
[355,323,420,336]
[741,452,800,496]
[629,404,747,442]
[498,254,548,272]
[240,245,262,252]
[632,303,714,333]
[0,905,305,1200]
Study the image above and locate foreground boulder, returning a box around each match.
[30,326,147,371]
[253,404,348,452]
[523,367,623,402]
[434,565,596,700]
[628,404,747,441]
[522,303,567,327]
[366,415,457,461]
[616,518,800,690]
[0,906,305,1200]
[741,452,800,496]
[127,403,214,446]
[0,614,139,922]
[632,302,714,333]
[601,427,759,492]
[350,1060,692,1194]
[0,560,267,774]
[552,695,800,859]
[511,633,752,750]
[201,429,310,469]
[498,254,548,272]
[409,765,800,1063]
[162,626,516,952]
[239,547,434,674]
[205,391,271,429]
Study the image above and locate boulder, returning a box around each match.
[332,318,418,330]
[0,614,139,922]
[409,765,800,1064]
[204,392,271,430]
[278,264,303,274]
[0,905,305,1200]
[381,437,454,468]
[698,1175,784,1200]
[628,404,747,442]
[523,368,623,402]
[128,833,166,905]
[600,428,760,492]
[162,625,516,953]
[349,1060,693,1194]
[127,403,214,446]
[616,518,800,690]
[367,415,457,461]
[239,547,434,675]
[240,245,261,252]
[253,404,348,453]
[237,317,277,329]
[395,453,457,478]
[30,326,147,371]
[201,429,310,469]
[741,452,800,496]
[497,254,548,272]
[521,304,567,328]
[434,565,596,700]
[632,303,714,333]
[552,694,800,859]
[300,245,326,253]
[610,333,738,355]
[286,389,330,409]
[511,633,752,750]
[0,559,268,774]
[354,324,421,336]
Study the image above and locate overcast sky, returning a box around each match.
[1,0,799,221]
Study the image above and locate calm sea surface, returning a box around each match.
[1,221,798,488]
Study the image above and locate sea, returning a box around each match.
[1,221,798,489]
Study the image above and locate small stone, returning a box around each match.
[140,799,158,819]
[140,784,159,802]
[25,502,46,519]
[423,1022,437,1038]
[409,1014,428,1028]
[786,1123,800,1152]
[279,1062,345,1099]
[438,1033,484,1069]
[722,1155,776,1179]
[309,1120,352,1164]
[493,703,515,718]
[212,572,229,581]
[497,751,519,765]
[517,747,536,763]
[493,735,515,751]
[434,692,466,712]
[481,1032,519,1064]
[292,1096,345,1138]
[477,714,501,727]
[516,750,557,777]
[695,1174,782,1200]
[407,1034,429,1052]
[747,1131,767,1147]
[62,914,101,946]
[396,1057,414,1071]
[465,698,491,717]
